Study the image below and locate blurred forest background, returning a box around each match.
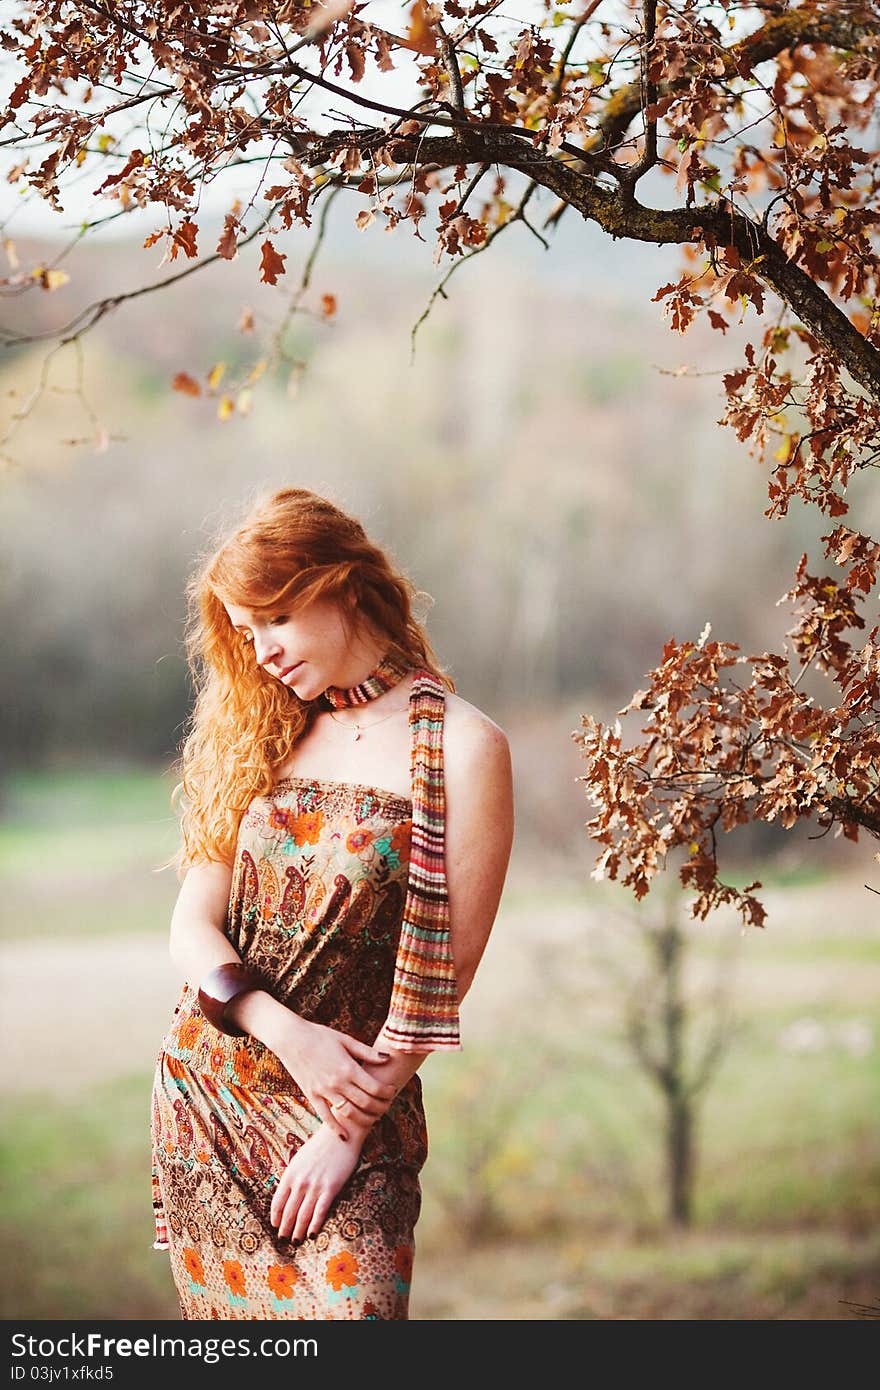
[1,203,878,1319]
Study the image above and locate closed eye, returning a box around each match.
[236,614,289,642]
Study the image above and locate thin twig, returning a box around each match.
[409,179,540,362]
[619,0,658,194]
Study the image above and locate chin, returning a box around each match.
[285,671,322,701]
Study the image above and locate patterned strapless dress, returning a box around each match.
[150,775,428,1320]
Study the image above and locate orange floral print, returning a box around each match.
[223,1259,247,1296]
[391,821,412,857]
[394,1245,413,1281]
[183,1248,205,1284]
[290,809,325,846]
[325,1250,359,1290]
[346,827,374,854]
[232,1047,258,1086]
[267,1264,299,1298]
[176,1016,203,1049]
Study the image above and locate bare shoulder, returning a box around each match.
[443,692,512,785]
[442,693,514,940]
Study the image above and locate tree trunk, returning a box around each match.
[666,1093,694,1228]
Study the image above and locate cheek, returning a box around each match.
[304,614,347,648]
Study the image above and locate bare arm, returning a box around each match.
[168,859,394,1136]
[444,707,515,1002]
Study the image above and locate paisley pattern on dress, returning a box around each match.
[150,776,426,1320]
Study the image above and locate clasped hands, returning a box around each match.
[277,1016,398,1140]
[269,1016,399,1242]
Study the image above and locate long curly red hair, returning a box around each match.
[167,487,454,876]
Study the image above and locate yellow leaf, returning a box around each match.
[207,362,226,390]
[245,359,266,386]
[32,267,70,291]
[3,238,18,269]
[407,0,438,56]
[75,148,87,166]
[774,436,792,465]
[217,395,235,421]
[97,133,115,152]
[689,842,700,855]
[774,124,786,148]
[237,389,253,416]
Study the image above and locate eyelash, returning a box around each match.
[239,615,288,644]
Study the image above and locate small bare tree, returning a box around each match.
[618,880,743,1227]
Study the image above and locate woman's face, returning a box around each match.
[223,595,361,700]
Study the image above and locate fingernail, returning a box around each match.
[378,1052,390,1060]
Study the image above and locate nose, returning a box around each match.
[253,630,283,667]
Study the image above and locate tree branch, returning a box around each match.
[1,204,278,347]
[592,6,880,161]
[618,0,658,194]
[307,127,880,401]
[436,20,466,114]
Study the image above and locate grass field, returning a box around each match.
[2,769,879,1320]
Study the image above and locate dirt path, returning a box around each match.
[3,875,877,1099]
[0,892,575,1096]
[1,935,180,1097]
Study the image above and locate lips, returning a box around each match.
[277,663,303,681]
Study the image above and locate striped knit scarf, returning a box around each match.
[322,655,462,1052]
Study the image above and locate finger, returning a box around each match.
[345,1079,397,1112]
[291,1188,318,1243]
[339,1084,386,1117]
[307,1192,333,1239]
[332,1091,384,1125]
[270,1175,290,1227]
[277,1187,300,1240]
[313,1094,349,1142]
[329,1088,378,1119]
[343,1060,397,1102]
[348,1038,394,1069]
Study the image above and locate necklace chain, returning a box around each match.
[327,705,407,742]
[321,653,412,740]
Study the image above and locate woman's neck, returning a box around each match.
[326,639,390,694]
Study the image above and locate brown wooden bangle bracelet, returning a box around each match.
[197,962,262,1037]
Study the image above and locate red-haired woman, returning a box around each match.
[150,487,514,1320]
